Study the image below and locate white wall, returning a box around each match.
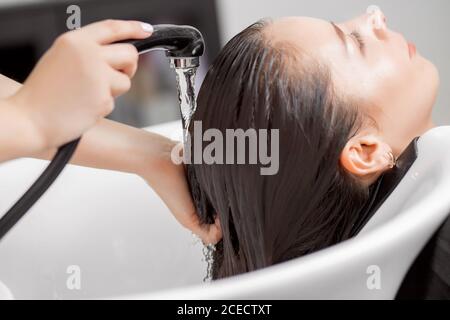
[216,0,450,125]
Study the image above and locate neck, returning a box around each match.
[425,119,436,131]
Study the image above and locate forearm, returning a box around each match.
[0,73,175,175]
[0,75,34,161]
[40,118,176,176]
[0,98,44,162]
[0,74,20,97]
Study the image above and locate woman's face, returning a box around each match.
[266,8,439,154]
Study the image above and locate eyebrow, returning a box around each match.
[330,21,349,55]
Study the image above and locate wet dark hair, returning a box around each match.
[187,19,370,279]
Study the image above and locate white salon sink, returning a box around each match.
[0,121,207,299]
[1,122,449,299]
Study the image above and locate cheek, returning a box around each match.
[370,64,411,102]
[368,67,425,125]
[364,59,437,152]
[370,56,437,119]
[333,52,409,101]
[366,54,409,90]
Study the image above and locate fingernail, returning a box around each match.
[140,22,153,33]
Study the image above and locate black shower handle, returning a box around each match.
[119,24,205,57]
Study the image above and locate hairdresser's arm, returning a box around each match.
[0,19,154,162]
[0,73,20,96]
[0,74,221,245]
[0,75,167,173]
[0,75,39,161]
[0,74,167,175]
[42,119,221,245]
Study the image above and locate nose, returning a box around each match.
[366,5,388,37]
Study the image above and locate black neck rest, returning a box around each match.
[350,137,419,236]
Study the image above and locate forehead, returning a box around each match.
[265,17,342,57]
[265,16,359,92]
[266,17,337,50]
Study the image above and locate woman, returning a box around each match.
[187,6,440,280]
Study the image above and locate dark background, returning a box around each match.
[0,0,221,127]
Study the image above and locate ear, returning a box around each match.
[340,133,393,182]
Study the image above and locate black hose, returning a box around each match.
[0,138,80,241]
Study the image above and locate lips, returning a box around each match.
[408,41,416,59]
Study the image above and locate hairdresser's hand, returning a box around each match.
[7,19,153,154]
[138,140,222,245]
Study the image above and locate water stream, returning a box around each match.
[174,67,198,135]
[174,65,215,282]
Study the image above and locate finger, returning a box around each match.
[109,69,132,97]
[82,19,153,44]
[103,43,139,78]
[197,217,222,245]
[210,217,223,243]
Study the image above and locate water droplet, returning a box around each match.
[202,243,216,282]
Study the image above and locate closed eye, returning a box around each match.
[349,30,365,52]
[330,21,364,56]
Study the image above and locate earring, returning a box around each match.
[386,151,396,169]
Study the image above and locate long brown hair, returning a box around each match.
[187,20,369,279]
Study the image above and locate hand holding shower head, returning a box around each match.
[0,24,205,241]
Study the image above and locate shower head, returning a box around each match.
[124,24,204,129]
[124,24,205,68]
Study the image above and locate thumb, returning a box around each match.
[193,217,222,245]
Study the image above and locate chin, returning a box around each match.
[419,56,440,104]
[424,56,440,88]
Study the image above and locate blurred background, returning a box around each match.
[0,0,449,127]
